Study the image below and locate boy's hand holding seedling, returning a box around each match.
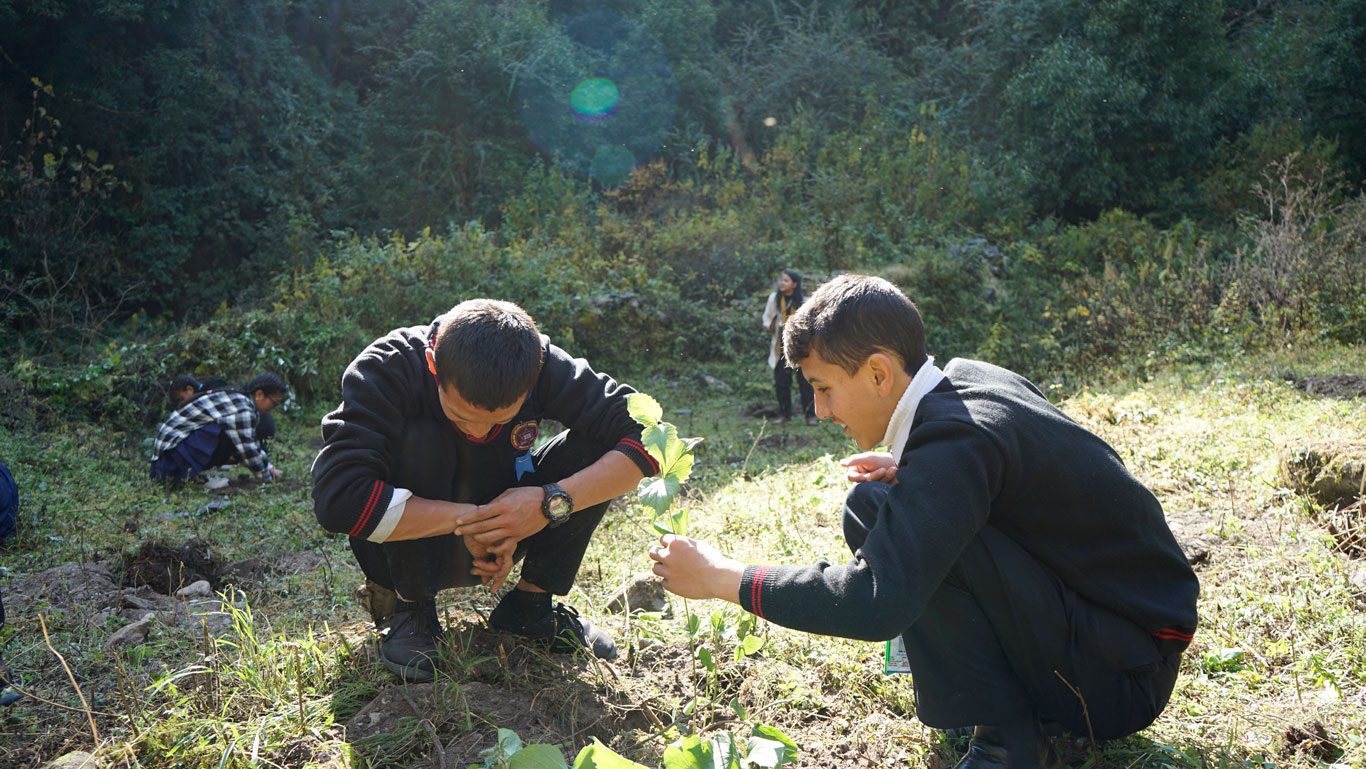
[648,534,743,603]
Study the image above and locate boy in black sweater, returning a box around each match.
[312,300,659,682]
[650,275,1198,769]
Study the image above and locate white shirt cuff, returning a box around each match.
[365,487,412,543]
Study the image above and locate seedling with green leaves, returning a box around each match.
[627,392,766,729]
[627,392,702,537]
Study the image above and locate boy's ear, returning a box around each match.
[424,347,438,377]
[867,352,896,395]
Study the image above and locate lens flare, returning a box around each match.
[571,78,620,121]
[589,144,636,186]
[515,11,677,187]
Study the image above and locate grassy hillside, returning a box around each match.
[1,345,1363,768]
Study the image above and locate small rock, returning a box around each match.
[175,580,213,599]
[43,751,101,769]
[105,614,154,649]
[1348,566,1366,593]
[195,497,231,517]
[699,373,730,391]
[606,573,669,614]
[179,598,237,635]
[118,588,165,611]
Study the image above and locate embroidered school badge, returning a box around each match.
[510,420,539,451]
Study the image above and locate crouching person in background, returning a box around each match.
[166,374,277,459]
[150,373,289,483]
[650,275,1199,769]
[311,299,659,683]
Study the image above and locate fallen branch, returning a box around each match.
[40,613,100,744]
[399,685,448,769]
[1053,670,1094,747]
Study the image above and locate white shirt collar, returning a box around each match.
[881,356,946,459]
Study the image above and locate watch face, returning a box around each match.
[548,495,572,519]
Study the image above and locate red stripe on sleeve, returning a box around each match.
[348,480,384,537]
[750,566,768,618]
[1153,628,1194,642]
[617,437,661,475]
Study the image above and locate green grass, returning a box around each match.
[1,345,1364,767]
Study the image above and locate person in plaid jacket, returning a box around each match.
[150,373,289,482]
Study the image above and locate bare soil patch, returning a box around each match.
[1296,374,1366,400]
[121,537,220,593]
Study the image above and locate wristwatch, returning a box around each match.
[541,482,573,528]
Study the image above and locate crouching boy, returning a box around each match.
[650,275,1198,769]
[311,300,659,682]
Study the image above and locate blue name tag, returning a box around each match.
[514,452,535,481]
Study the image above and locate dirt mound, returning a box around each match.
[342,610,624,767]
[122,537,220,594]
[6,562,119,617]
[1280,442,1365,510]
[1282,720,1343,763]
[1297,374,1366,400]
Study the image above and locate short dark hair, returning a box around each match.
[432,299,544,410]
[245,372,289,399]
[783,274,927,375]
[168,374,201,393]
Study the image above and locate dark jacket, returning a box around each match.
[739,358,1199,654]
[312,322,658,539]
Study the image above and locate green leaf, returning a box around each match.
[667,506,689,537]
[641,422,678,469]
[661,735,711,769]
[749,725,798,766]
[698,647,716,672]
[639,476,680,516]
[684,612,701,637]
[483,728,524,762]
[744,737,788,768]
[573,740,651,769]
[707,733,740,769]
[739,634,765,657]
[627,392,662,427]
[509,744,569,769]
[729,698,749,721]
[664,450,694,485]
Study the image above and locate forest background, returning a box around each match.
[2,0,1364,412]
[1,1,1365,767]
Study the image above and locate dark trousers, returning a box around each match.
[349,421,610,602]
[773,364,814,418]
[843,482,1180,739]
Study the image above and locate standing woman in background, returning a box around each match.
[762,269,817,425]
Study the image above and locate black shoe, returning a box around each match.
[489,593,617,661]
[379,601,443,683]
[953,722,1062,769]
[0,656,20,707]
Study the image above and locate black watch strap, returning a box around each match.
[541,482,573,528]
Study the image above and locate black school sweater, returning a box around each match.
[739,359,1198,654]
[311,322,658,540]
